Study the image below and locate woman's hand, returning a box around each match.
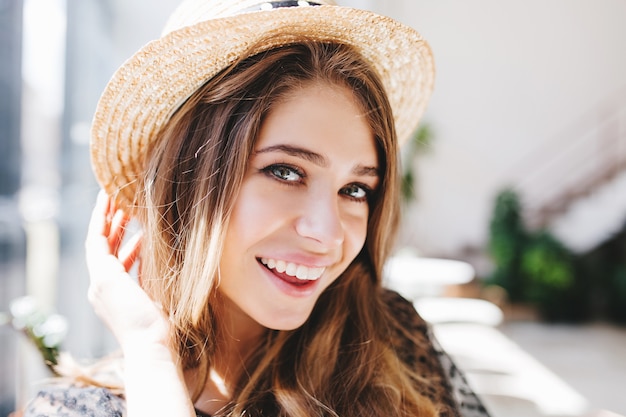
[85,190,169,351]
[86,191,196,416]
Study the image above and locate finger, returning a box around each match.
[104,191,114,237]
[108,209,131,255]
[91,190,109,234]
[137,260,144,287]
[86,190,112,255]
[119,230,142,273]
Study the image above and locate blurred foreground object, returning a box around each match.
[1,296,67,373]
[384,254,475,298]
[384,253,504,326]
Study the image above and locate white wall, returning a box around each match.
[368,0,626,257]
[110,0,181,63]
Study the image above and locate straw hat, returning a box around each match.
[90,0,435,208]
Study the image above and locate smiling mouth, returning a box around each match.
[259,257,325,281]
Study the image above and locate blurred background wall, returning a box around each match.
[1,1,25,414]
[380,0,626,264]
[0,0,625,415]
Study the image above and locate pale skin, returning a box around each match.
[86,191,196,416]
[85,82,379,416]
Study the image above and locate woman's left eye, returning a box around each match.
[341,184,371,202]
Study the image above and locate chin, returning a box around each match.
[257,310,312,331]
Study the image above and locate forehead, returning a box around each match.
[256,82,377,159]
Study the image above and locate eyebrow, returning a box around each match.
[254,144,380,177]
[254,144,327,167]
[353,165,380,178]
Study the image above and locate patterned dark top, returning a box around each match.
[23,290,490,417]
[380,290,490,417]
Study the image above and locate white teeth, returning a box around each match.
[296,265,308,279]
[286,263,297,276]
[260,258,325,280]
[309,266,325,279]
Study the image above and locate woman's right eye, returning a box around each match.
[263,164,303,183]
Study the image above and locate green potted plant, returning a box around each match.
[486,188,590,321]
[487,189,528,302]
[400,123,434,204]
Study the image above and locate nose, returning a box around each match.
[294,192,344,249]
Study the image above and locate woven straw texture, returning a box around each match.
[90,0,435,208]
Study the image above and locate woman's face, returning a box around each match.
[219,82,380,331]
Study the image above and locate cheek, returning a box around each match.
[342,213,370,262]
[229,182,286,236]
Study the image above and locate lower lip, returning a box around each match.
[258,260,321,297]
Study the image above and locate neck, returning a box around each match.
[187,292,266,415]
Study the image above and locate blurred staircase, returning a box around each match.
[513,86,626,253]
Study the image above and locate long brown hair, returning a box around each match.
[136,39,438,416]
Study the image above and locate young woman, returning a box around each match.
[25,1,489,416]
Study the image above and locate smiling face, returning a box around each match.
[218,82,379,331]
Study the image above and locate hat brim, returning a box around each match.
[90,5,435,208]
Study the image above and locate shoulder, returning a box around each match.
[380,289,442,374]
[380,290,453,399]
[381,288,428,329]
[380,289,433,366]
[380,289,491,417]
[23,384,125,417]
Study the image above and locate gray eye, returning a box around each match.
[342,184,369,201]
[269,165,301,181]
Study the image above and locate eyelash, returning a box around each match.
[262,163,305,184]
[261,163,374,203]
[341,183,373,203]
